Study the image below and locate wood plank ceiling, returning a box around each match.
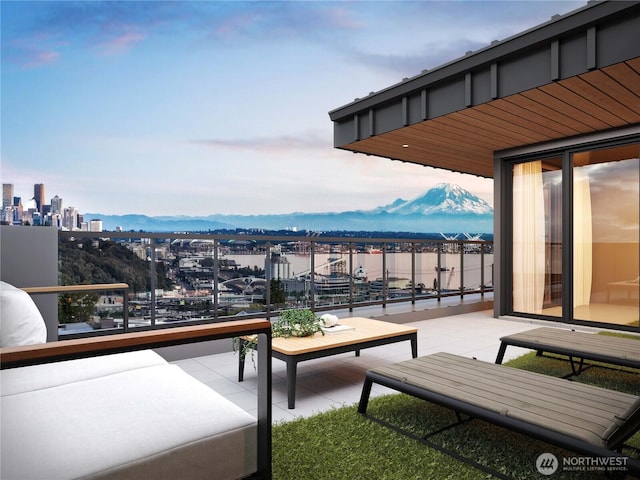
[343,57,640,178]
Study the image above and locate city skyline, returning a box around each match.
[1,0,585,216]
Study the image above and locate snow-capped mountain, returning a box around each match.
[378,183,493,215]
[87,183,493,233]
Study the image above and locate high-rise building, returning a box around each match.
[63,206,79,231]
[51,195,63,214]
[2,184,14,207]
[89,219,103,232]
[34,183,45,214]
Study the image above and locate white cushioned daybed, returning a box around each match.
[0,281,272,480]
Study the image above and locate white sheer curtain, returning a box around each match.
[513,161,545,313]
[573,169,593,307]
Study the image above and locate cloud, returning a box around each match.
[345,37,483,80]
[192,133,330,155]
[1,30,65,69]
[96,30,147,56]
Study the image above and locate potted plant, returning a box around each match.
[235,308,325,365]
[271,308,325,338]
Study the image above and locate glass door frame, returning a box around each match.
[501,134,640,331]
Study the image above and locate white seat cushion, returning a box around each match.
[1,350,167,396]
[1,364,257,480]
[0,281,47,347]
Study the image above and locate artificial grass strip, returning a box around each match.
[272,352,640,480]
[272,401,485,480]
[505,351,640,395]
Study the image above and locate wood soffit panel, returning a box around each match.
[341,58,640,179]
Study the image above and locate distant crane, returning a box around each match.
[446,266,456,289]
[440,233,459,241]
[463,233,483,253]
[439,232,459,254]
[463,233,482,241]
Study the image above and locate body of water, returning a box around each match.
[224,252,494,290]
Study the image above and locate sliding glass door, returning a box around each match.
[572,144,639,327]
[511,142,639,328]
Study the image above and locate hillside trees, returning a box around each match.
[59,238,173,293]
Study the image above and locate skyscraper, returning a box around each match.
[2,184,14,208]
[51,195,63,214]
[34,183,45,214]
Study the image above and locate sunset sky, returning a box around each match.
[1,0,585,216]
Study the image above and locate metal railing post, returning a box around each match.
[411,242,416,304]
[150,238,157,326]
[382,242,387,308]
[310,241,316,310]
[265,242,271,319]
[480,242,485,297]
[348,242,354,311]
[436,241,442,303]
[213,239,219,320]
[459,241,464,298]
[123,286,129,333]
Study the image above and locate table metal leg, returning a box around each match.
[286,358,298,409]
[410,335,418,358]
[238,338,246,382]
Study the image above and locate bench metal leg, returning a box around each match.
[495,342,507,364]
[358,375,374,414]
[569,356,587,376]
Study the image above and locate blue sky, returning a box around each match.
[1,0,585,216]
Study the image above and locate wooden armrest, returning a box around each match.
[21,283,129,295]
[1,319,272,369]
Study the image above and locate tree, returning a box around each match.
[58,292,99,323]
[269,279,286,308]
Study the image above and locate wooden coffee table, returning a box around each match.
[238,317,418,408]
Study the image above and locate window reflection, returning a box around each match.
[512,143,639,328]
[572,145,639,326]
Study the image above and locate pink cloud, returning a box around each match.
[323,7,363,30]
[21,49,60,69]
[97,30,146,56]
[4,33,65,70]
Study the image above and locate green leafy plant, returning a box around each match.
[234,308,325,366]
[272,308,325,338]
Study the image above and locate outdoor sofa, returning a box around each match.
[0,281,272,479]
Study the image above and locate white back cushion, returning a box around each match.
[0,281,47,347]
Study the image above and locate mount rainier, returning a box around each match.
[87,183,493,233]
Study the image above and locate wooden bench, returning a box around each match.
[495,327,640,375]
[359,352,640,475]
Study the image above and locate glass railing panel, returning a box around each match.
[57,232,493,337]
[57,286,128,336]
[414,242,440,297]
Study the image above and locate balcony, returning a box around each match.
[3,226,639,478]
[171,306,538,423]
[51,230,494,339]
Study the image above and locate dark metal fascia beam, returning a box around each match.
[328,0,639,121]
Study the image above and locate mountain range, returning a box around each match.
[87,183,493,234]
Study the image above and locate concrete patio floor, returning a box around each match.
[170,301,577,423]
